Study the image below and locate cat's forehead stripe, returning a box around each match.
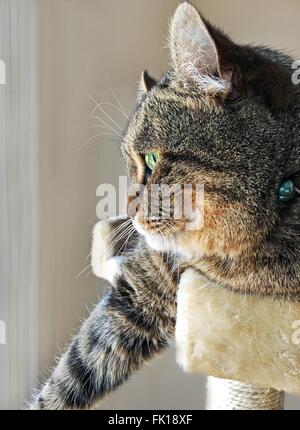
[124,87,221,150]
[154,88,220,112]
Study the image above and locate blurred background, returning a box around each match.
[1,0,300,409]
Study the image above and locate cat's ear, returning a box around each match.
[137,70,157,101]
[169,2,237,95]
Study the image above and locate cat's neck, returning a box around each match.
[185,243,300,300]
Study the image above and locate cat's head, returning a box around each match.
[121,2,300,295]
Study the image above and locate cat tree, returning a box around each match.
[176,269,300,410]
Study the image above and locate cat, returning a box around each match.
[30,2,300,409]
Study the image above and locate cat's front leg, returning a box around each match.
[30,217,177,410]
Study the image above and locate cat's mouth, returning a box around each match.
[133,218,177,252]
[132,216,204,260]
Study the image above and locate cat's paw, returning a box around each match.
[91,217,130,283]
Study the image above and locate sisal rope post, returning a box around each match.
[206,377,285,410]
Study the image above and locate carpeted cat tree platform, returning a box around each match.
[176,269,300,410]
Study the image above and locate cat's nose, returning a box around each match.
[126,183,146,218]
[127,193,140,218]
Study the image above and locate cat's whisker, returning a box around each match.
[102,227,133,257]
[102,222,134,257]
[85,92,124,132]
[113,225,135,256]
[104,219,132,242]
[116,226,136,256]
[84,270,93,279]
[77,133,119,152]
[161,219,181,287]
[103,227,133,253]
[83,124,119,130]
[78,138,120,151]
[97,102,129,120]
[157,228,173,284]
[90,115,123,138]
[108,86,129,120]
[77,263,92,278]
[131,235,143,263]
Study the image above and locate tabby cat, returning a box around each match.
[31,2,300,409]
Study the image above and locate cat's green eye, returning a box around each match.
[145,151,159,171]
[278,179,296,202]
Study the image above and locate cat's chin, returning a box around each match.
[132,218,177,253]
[132,218,204,261]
